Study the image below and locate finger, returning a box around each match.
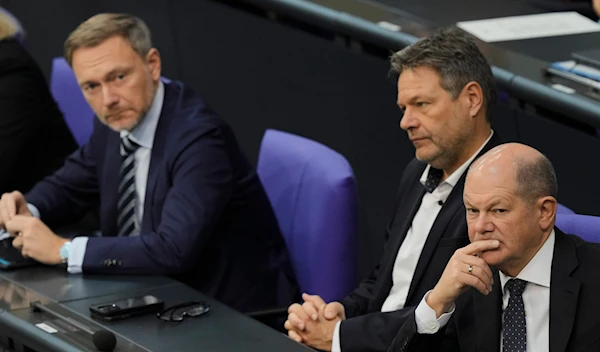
[284,319,294,331]
[4,216,31,234]
[287,313,305,331]
[302,293,327,308]
[288,330,303,343]
[288,303,310,322]
[461,270,492,295]
[324,302,344,320]
[5,192,19,218]
[302,301,320,321]
[12,236,23,249]
[461,256,494,287]
[459,239,500,256]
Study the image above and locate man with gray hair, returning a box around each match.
[388,143,600,352]
[285,26,501,351]
[0,13,297,313]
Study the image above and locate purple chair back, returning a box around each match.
[555,214,600,243]
[257,129,358,302]
[557,203,575,215]
[50,57,95,147]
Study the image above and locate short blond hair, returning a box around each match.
[64,13,152,66]
[0,7,21,40]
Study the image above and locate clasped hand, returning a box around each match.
[285,293,346,351]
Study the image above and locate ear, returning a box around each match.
[145,48,162,82]
[538,196,557,231]
[462,81,484,118]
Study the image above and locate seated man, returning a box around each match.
[285,27,501,352]
[0,13,297,313]
[388,143,600,352]
[0,8,77,194]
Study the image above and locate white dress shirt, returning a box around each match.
[66,81,165,274]
[331,131,493,352]
[415,230,555,352]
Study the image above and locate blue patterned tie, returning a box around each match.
[503,279,527,352]
[424,167,443,193]
[117,136,140,236]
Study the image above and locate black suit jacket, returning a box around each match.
[0,38,76,194]
[338,133,502,351]
[26,81,297,313]
[388,228,600,352]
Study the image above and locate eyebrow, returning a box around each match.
[79,66,133,88]
[397,95,430,107]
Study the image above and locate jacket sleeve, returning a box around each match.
[81,122,234,274]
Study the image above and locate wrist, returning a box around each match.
[58,239,71,266]
[426,290,453,318]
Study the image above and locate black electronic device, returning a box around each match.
[89,295,165,321]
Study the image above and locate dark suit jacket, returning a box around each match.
[388,228,600,352]
[26,81,297,313]
[338,133,502,351]
[0,38,76,194]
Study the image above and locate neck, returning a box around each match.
[442,127,491,179]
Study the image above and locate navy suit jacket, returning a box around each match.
[338,133,502,351]
[26,81,297,312]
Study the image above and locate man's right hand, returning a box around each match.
[426,240,499,318]
[0,191,32,230]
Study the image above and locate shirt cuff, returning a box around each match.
[415,290,455,334]
[331,320,342,352]
[67,237,89,274]
[27,203,40,218]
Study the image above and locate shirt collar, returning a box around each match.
[500,229,555,292]
[120,80,165,149]
[419,130,494,188]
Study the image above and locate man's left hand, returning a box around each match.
[6,215,67,265]
[284,294,344,351]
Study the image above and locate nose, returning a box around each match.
[101,85,119,109]
[473,212,494,236]
[399,107,418,131]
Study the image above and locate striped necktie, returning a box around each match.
[117,135,141,236]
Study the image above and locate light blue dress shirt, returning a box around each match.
[15,82,165,273]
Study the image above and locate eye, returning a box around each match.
[83,83,98,92]
[466,208,479,214]
[117,73,126,80]
[493,209,507,214]
[416,102,427,107]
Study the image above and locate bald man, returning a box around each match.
[388,143,600,352]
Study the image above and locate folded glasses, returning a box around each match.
[156,301,210,322]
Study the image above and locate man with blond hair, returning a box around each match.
[0,13,297,313]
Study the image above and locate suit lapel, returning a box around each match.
[474,270,502,351]
[549,229,580,352]
[101,131,121,236]
[140,83,176,232]
[405,133,502,301]
[373,171,426,308]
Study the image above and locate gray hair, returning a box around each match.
[515,155,558,203]
[390,26,497,123]
[64,13,152,65]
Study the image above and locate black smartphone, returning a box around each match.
[89,295,165,321]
